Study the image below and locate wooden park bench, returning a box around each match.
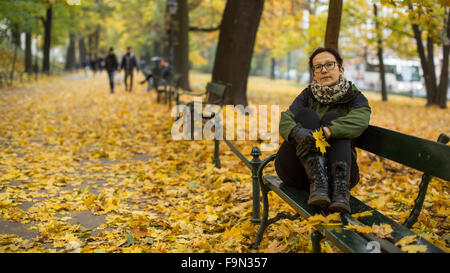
[155,73,180,106]
[143,56,178,106]
[175,81,231,142]
[161,73,182,108]
[250,125,450,253]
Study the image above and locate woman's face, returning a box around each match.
[312,51,344,86]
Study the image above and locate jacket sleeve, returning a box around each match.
[279,89,310,143]
[279,110,297,143]
[328,92,371,139]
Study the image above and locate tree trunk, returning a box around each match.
[211,0,265,106]
[11,28,21,48]
[9,42,18,86]
[255,51,266,76]
[374,3,387,101]
[287,52,291,80]
[65,33,77,71]
[438,42,449,109]
[438,8,450,109]
[34,52,39,79]
[426,36,439,104]
[42,5,53,74]
[174,0,190,90]
[78,37,87,68]
[324,0,342,50]
[411,22,432,105]
[9,26,20,85]
[94,25,100,58]
[163,33,170,62]
[270,57,276,80]
[377,45,387,101]
[9,46,18,86]
[25,32,33,75]
[153,40,161,57]
[88,33,94,60]
[409,4,442,107]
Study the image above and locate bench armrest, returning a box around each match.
[257,154,277,188]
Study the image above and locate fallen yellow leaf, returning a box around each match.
[351,210,373,219]
[372,224,393,239]
[401,244,427,253]
[395,235,417,247]
[344,224,373,233]
[305,213,341,226]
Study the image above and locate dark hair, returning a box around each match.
[309,47,343,71]
[109,47,114,51]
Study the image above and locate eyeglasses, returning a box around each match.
[312,61,337,73]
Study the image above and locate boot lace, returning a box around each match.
[335,180,348,194]
[333,163,349,194]
[309,159,328,189]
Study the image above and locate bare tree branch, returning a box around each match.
[189,25,220,32]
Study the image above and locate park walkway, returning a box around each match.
[0,72,265,253]
[0,72,448,253]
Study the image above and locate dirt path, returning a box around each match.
[0,72,172,252]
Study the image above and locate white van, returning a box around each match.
[363,58,424,96]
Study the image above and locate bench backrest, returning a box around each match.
[206,82,230,106]
[171,73,181,89]
[354,125,450,181]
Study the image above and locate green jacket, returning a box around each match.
[279,83,371,158]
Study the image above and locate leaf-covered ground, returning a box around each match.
[0,72,448,253]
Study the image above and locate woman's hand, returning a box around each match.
[289,124,316,158]
[289,124,315,145]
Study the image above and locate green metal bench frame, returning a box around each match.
[251,125,449,253]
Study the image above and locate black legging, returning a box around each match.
[275,108,360,191]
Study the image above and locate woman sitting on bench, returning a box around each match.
[276,47,371,213]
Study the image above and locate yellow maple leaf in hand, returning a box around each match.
[312,129,330,155]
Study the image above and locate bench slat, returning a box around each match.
[263,175,445,253]
[354,125,450,181]
[264,175,372,253]
[349,196,445,253]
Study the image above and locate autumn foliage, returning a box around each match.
[0,72,448,253]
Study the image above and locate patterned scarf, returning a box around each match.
[310,76,350,105]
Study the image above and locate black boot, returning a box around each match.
[289,124,330,207]
[329,161,351,213]
[301,154,330,207]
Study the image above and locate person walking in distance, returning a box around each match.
[121,47,139,92]
[83,56,90,77]
[90,54,98,77]
[105,48,119,94]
